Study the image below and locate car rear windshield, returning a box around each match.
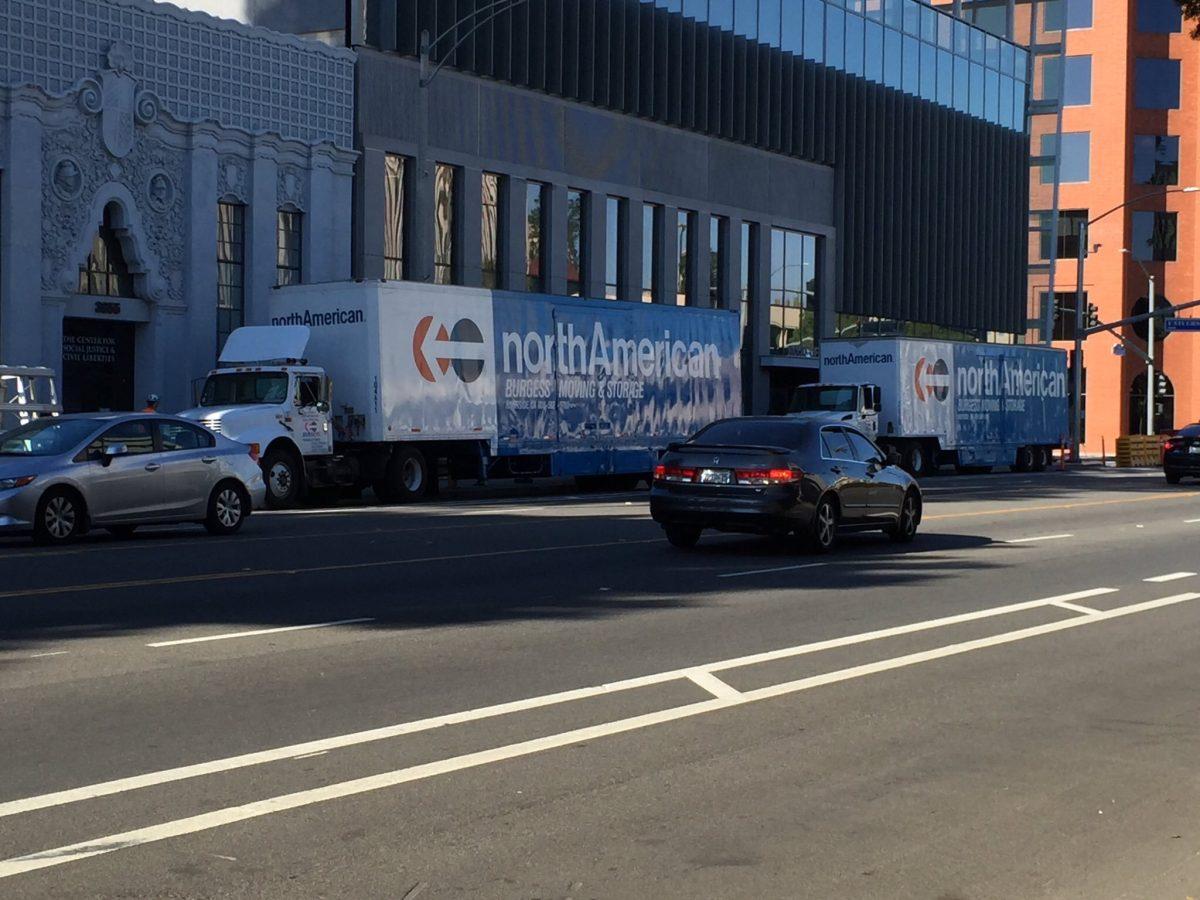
[689,420,808,449]
[0,418,101,456]
[790,386,859,413]
[200,373,288,407]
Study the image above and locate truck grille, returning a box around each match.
[201,416,222,435]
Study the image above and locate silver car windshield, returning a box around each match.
[200,373,288,407]
[0,418,101,456]
[790,386,858,413]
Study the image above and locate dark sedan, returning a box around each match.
[1163,424,1200,484]
[650,417,921,552]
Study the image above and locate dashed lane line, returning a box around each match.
[1143,572,1197,584]
[3,589,1193,880]
[1005,534,1074,544]
[146,618,376,648]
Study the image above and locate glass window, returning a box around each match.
[692,419,810,449]
[866,0,884,23]
[1044,0,1093,31]
[1041,132,1090,183]
[969,62,985,117]
[200,372,289,406]
[884,28,902,89]
[769,227,819,356]
[936,9,953,49]
[903,35,920,94]
[920,42,937,102]
[845,429,883,463]
[710,216,727,308]
[864,21,884,83]
[734,0,757,37]
[566,189,587,297]
[525,181,547,292]
[954,55,970,112]
[676,210,693,306]
[216,202,244,355]
[985,67,999,123]
[92,421,155,457]
[159,421,214,452]
[605,196,625,300]
[710,0,734,30]
[1041,291,1083,341]
[1137,0,1182,33]
[1136,59,1181,109]
[0,418,101,457]
[820,427,854,459]
[826,6,846,71]
[433,163,457,285]
[760,0,782,46]
[1043,55,1091,105]
[1132,211,1178,262]
[1039,209,1088,259]
[804,0,824,62]
[845,12,864,77]
[642,202,660,303]
[1133,136,1180,186]
[276,209,302,286]
[383,154,406,280]
[970,4,1008,39]
[902,0,921,35]
[884,0,902,31]
[78,205,135,298]
[481,172,502,289]
[937,49,953,107]
[782,1,804,54]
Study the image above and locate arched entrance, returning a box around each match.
[62,202,137,412]
[1129,371,1174,436]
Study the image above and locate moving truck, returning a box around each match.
[789,338,1069,475]
[181,281,741,506]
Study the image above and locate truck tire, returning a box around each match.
[1013,446,1035,472]
[904,443,930,477]
[1032,447,1050,472]
[383,446,431,503]
[262,448,303,509]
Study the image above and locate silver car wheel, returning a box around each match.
[816,503,835,546]
[216,488,242,528]
[901,496,917,536]
[44,495,76,539]
[268,462,292,498]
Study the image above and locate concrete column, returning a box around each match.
[246,150,279,326]
[691,211,712,309]
[305,159,335,283]
[546,182,568,296]
[659,204,679,305]
[184,139,218,375]
[460,164,483,287]
[330,162,355,280]
[354,146,387,281]
[409,153,436,284]
[39,299,66,380]
[819,234,837,343]
[725,217,742,313]
[1,99,43,365]
[504,176,528,291]
[750,222,772,414]
[624,198,644,303]
[585,190,606,300]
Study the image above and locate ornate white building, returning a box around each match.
[0,0,356,412]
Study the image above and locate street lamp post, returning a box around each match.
[1121,248,1156,436]
[1070,185,1199,461]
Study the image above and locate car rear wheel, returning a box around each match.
[664,525,701,549]
[1166,469,1183,485]
[807,497,839,554]
[205,482,249,535]
[888,491,920,543]
[34,489,85,545]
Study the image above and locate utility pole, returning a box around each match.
[1146,271,1156,435]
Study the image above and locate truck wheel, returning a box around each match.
[904,444,929,477]
[262,449,302,509]
[1013,446,1034,472]
[385,446,430,503]
[1032,447,1050,472]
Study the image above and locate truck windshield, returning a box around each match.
[200,373,289,407]
[790,386,859,413]
[0,418,100,456]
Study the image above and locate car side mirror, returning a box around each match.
[100,443,127,465]
[886,449,902,468]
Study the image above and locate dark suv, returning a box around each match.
[1163,424,1200,484]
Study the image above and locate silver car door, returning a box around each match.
[156,420,220,518]
[80,420,166,522]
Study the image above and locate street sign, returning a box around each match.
[1165,317,1200,333]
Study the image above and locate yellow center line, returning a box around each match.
[925,491,1196,521]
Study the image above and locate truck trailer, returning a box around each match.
[181,281,741,506]
[789,338,1069,475]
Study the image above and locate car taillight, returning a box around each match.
[735,467,801,485]
[653,464,697,483]
[248,442,261,462]
[1164,437,1183,455]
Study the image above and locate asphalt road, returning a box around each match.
[1,468,1199,898]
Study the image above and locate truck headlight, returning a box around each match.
[0,475,36,490]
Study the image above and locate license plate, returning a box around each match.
[699,468,733,484]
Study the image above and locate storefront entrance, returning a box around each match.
[61,317,135,413]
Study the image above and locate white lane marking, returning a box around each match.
[0,587,1117,822]
[292,751,328,761]
[1005,534,1074,544]
[717,562,828,579]
[3,591,1194,880]
[1144,572,1197,584]
[686,670,741,700]
[146,619,376,648]
[28,651,69,659]
[1186,519,1200,525]
[1050,600,1101,615]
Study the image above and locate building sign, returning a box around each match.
[61,317,134,412]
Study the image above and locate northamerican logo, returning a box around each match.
[913,357,950,402]
[413,315,486,384]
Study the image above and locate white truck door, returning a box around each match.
[294,373,333,455]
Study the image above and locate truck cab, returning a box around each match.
[788,383,881,437]
[180,327,333,508]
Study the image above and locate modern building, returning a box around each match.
[0,0,356,413]
[948,0,1200,450]
[179,0,1034,415]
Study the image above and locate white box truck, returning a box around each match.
[180,281,741,506]
[789,338,1069,475]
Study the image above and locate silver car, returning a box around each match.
[0,413,266,544]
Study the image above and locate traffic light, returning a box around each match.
[1085,302,1100,329]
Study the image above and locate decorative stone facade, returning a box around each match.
[0,0,356,413]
